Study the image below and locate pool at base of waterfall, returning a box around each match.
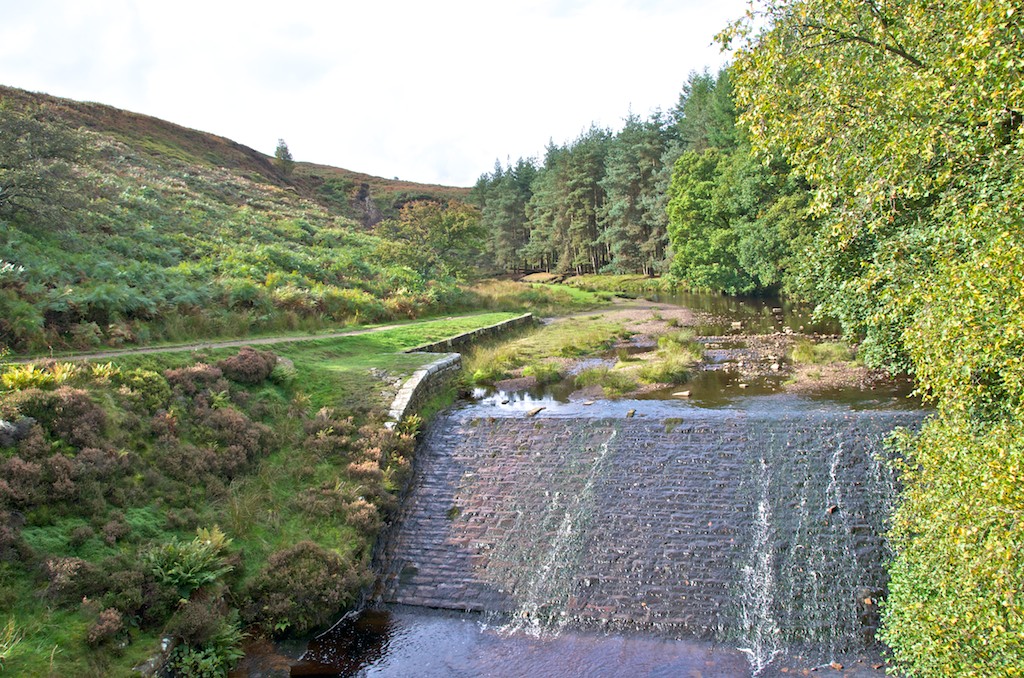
[260,606,890,677]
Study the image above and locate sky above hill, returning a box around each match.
[1,0,746,187]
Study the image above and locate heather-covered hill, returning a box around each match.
[0,85,474,355]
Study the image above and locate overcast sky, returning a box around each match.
[0,0,746,187]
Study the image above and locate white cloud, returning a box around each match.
[0,0,744,186]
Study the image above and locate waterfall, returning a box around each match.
[737,456,781,674]
[499,428,618,636]
[379,405,924,672]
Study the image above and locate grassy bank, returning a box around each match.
[0,313,516,676]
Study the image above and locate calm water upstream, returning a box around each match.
[245,296,924,678]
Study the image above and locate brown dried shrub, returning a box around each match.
[51,387,107,449]
[14,423,49,461]
[217,347,277,385]
[44,454,77,502]
[346,460,383,483]
[149,410,178,439]
[73,447,133,483]
[202,407,272,464]
[160,441,214,483]
[69,524,95,548]
[102,515,131,545]
[344,497,382,535]
[0,510,24,561]
[355,425,414,462]
[2,386,106,451]
[164,363,225,397]
[167,594,229,647]
[86,608,124,647]
[303,411,356,458]
[294,483,349,518]
[0,456,43,508]
[43,557,102,604]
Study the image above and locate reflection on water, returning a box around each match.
[297,607,750,677]
[650,291,841,336]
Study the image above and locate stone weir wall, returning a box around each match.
[404,313,535,354]
[385,354,462,428]
[385,313,536,427]
[377,408,924,666]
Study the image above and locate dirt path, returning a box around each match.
[10,315,483,364]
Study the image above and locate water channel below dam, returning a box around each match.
[289,390,923,677]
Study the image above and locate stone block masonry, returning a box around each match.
[404,313,535,353]
[377,408,924,661]
[385,314,536,428]
[385,353,461,429]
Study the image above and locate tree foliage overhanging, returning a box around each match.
[722,0,1023,673]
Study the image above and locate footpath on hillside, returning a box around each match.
[10,313,497,364]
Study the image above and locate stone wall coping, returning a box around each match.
[403,313,534,354]
[385,353,461,428]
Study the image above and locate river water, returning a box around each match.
[249,297,924,678]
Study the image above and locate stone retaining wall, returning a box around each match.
[384,353,461,428]
[404,313,535,354]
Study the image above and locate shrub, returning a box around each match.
[13,423,47,460]
[43,454,77,502]
[294,483,349,518]
[242,540,370,636]
[165,603,244,678]
[10,387,107,449]
[346,460,383,483]
[216,347,277,385]
[0,457,43,508]
[86,608,123,647]
[42,557,101,604]
[68,525,95,548]
[303,410,356,458]
[73,447,133,483]
[52,387,107,449]
[102,516,131,545]
[202,407,272,466]
[164,363,225,397]
[344,497,381,535]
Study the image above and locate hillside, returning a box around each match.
[0,85,473,354]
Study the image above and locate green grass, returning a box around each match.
[789,339,854,364]
[574,367,637,396]
[462,316,624,385]
[522,362,563,385]
[562,274,673,297]
[468,280,610,316]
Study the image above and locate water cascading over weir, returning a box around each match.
[377,402,922,672]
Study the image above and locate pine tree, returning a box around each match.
[274,139,294,177]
